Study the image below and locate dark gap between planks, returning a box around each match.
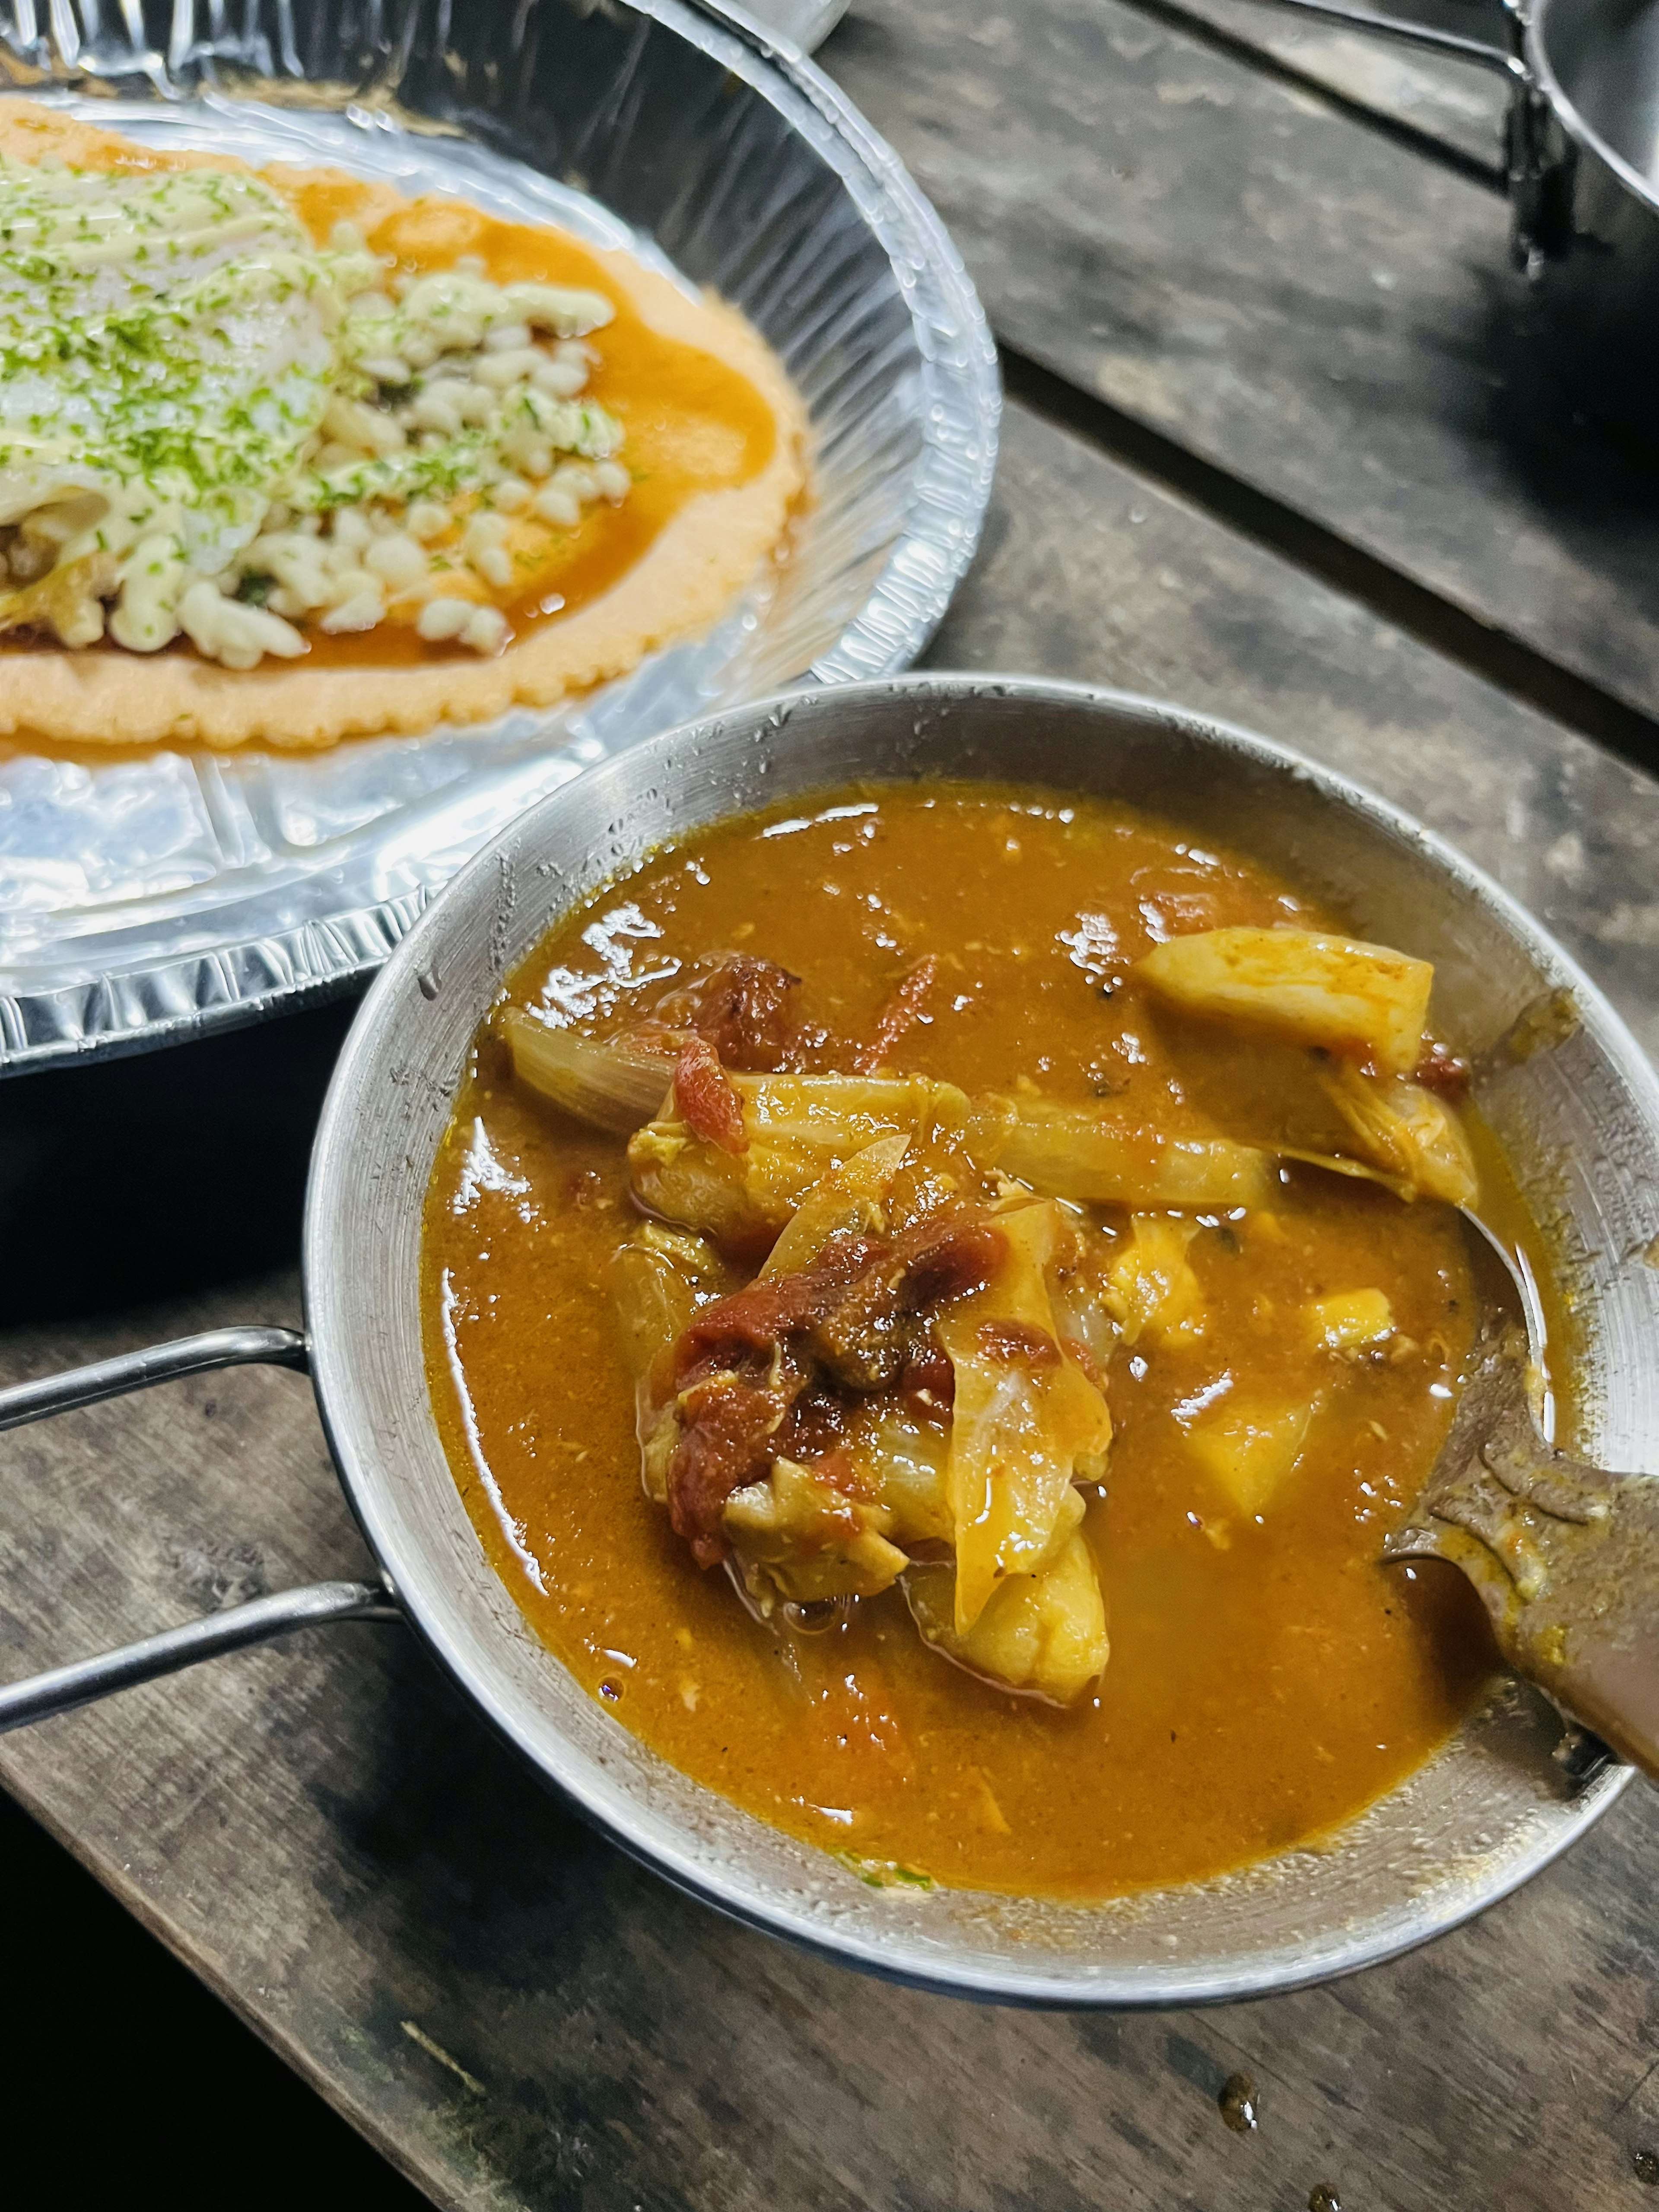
[1109,0,1508,194]
[1001,344,1659,776]
[0,1791,426,2212]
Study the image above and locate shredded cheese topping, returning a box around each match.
[0,153,629,668]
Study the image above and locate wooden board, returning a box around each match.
[4,397,1659,2210]
[821,0,1659,727]
[1157,0,1510,174]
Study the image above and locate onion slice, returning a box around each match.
[501,1007,674,1132]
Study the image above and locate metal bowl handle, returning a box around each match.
[1230,3,1568,267]
[0,1579,400,1735]
[0,1324,310,1433]
[0,1329,400,1733]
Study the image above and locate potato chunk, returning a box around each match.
[724,1456,908,1605]
[905,1516,1108,1704]
[1304,1289,1396,1355]
[1104,1216,1206,1348]
[1186,1396,1314,1515]
[1136,926,1433,1076]
[939,1199,1112,1634]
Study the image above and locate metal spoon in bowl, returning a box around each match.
[1384,1218,1659,1782]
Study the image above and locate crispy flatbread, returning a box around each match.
[0,103,809,750]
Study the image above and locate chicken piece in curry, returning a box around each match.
[423,781,1523,1898]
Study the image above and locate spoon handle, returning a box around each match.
[1387,1322,1659,1783]
[1527,1475,1659,1782]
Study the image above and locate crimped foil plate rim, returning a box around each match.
[0,0,1000,1073]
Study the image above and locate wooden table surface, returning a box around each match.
[5,4,1659,2205]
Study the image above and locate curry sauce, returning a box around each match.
[421,782,1506,1898]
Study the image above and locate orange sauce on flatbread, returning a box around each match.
[278,181,781,669]
[0,138,783,679]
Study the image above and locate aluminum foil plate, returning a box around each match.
[0,0,998,1071]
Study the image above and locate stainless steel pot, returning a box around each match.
[1251,0,1659,432]
[3,674,1656,2006]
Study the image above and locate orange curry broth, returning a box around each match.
[421,782,1507,1899]
[0,166,780,684]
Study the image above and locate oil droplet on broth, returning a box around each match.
[1218,2072,1258,2133]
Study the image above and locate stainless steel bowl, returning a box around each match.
[5,674,1656,2006]
[0,0,997,1071]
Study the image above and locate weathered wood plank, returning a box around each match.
[1154,0,1510,172]
[4,401,1659,2210]
[821,0,1659,725]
